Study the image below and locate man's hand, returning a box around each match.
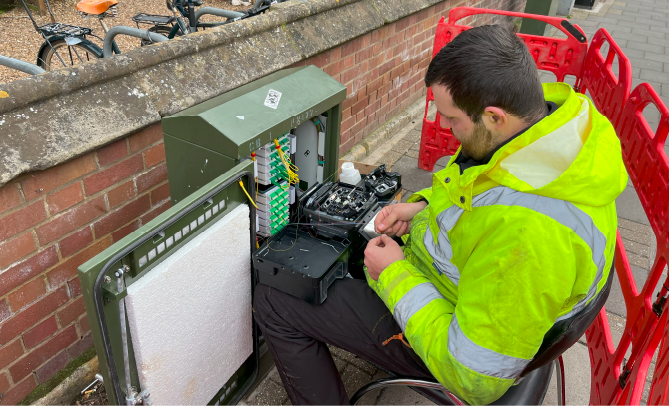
[374,201,428,237]
[364,234,405,281]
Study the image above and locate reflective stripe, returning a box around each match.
[448,315,530,380]
[423,205,464,286]
[381,271,411,303]
[423,186,607,315]
[393,283,444,333]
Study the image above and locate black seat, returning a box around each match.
[350,268,615,405]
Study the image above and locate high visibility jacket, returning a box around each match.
[366,83,627,404]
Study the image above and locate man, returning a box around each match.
[254,24,627,404]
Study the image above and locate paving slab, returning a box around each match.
[543,343,592,405]
[616,185,651,226]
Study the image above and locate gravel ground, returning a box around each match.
[0,0,252,84]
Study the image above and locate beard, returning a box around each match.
[454,121,495,161]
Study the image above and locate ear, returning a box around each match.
[482,107,508,131]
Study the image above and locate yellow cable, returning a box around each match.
[274,139,299,185]
[239,180,258,209]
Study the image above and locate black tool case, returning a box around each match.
[253,225,351,304]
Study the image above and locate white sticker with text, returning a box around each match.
[264,89,282,109]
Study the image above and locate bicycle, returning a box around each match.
[20,0,108,71]
[131,0,281,43]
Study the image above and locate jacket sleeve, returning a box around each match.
[407,188,432,204]
[366,213,577,404]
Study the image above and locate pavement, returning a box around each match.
[241,0,667,404]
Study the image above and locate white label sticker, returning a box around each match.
[236,116,244,119]
[264,89,282,109]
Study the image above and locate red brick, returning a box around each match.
[97,139,128,167]
[140,200,171,225]
[107,181,136,209]
[340,65,362,85]
[150,182,170,206]
[343,55,355,70]
[35,349,69,384]
[67,333,93,360]
[0,184,21,215]
[343,95,356,111]
[341,116,355,133]
[342,107,352,122]
[0,232,36,270]
[46,183,84,215]
[323,59,346,78]
[0,373,9,394]
[309,51,332,68]
[144,143,166,168]
[36,197,106,245]
[111,220,141,243]
[78,314,90,335]
[367,76,384,95]
[22,316,58,349]
[351,98,368,116]
[83,154,144,196]
[0,300,9,323]
[46,238,112,289]
[129,124,163,152]
[68,278,82,298]
[0,339,23,370]
[58,227,94,258]
[0,201,47,241]
[94,195,151,237]
[9,325,77,382]
[0,286,68,345]
[371,26,389,43]
[379,59,395,76]
[365,99,382,117]
[351,118,367,138]
[135,164,168,193]
[57,296,85,327]
[0,375,36,406]
[342,37,363,57]
[21,154,97,202]
[8,278,46,312]
[0,247,59,297]
[355,47,374,64]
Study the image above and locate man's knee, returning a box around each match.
[253,283,273,323]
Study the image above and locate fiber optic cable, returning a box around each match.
[238,180,258,209]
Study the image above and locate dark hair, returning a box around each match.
[424,24,545,123]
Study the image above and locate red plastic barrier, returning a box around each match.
[577,28,633,131]
[586,83,669,405]
[418,7,589,171]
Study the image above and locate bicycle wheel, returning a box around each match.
[37,38,102,71]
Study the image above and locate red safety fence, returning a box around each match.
[419,7,669,405]
[587,83,669,405]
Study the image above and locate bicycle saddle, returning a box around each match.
[76,0,119,15]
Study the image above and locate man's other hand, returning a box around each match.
[364,235,405,281]
[374,201,428,237]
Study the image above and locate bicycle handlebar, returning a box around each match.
[103,26,169,58]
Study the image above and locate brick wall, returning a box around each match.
[0,0,524,402]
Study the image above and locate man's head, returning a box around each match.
[424,24,546,160]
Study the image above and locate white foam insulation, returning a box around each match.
[125,204,252,405]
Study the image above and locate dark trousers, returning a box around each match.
[253,278,433,405]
